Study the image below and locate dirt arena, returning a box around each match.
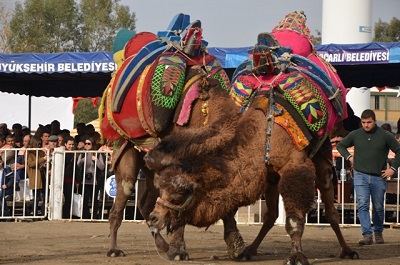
[1,221,400,265]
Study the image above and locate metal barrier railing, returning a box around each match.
[1,147,399,227]
[1,148,49,221]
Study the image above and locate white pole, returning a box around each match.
[322,0,372,45]
[322,0,372,114]
[50,148,64,220]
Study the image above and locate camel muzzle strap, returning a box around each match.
[156,192,194,221]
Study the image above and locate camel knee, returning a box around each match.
[121,179,135,196]
[285,215,305,237]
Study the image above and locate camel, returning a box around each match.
[145,78,359,265]
[101,14,233,260]
[145,11,359,265]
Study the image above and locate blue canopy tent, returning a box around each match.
[0,42,399,98]
[0,52,116,97]
[209,42,400,89]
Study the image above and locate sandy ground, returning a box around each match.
[1,220,400,265]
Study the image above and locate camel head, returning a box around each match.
[148,164,199,234]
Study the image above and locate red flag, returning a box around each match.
[72,97,99,114]
[72,97,84,114]
[376,86,388,92]
[91,97,99,107]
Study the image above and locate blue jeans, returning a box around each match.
[353,170,387,237]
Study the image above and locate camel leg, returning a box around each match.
[312,140,359,259]
[246,171,280,256]
[164,226,189,260]
[141,165,188,259]
[108,146,139,257]
[139,165,175,254]
[279,164,315,265]
[222,209,250,261]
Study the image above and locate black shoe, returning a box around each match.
[359,235,372,245]
[374,232,385,244]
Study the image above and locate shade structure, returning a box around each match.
[0,42,399,98]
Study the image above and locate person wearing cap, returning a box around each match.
[46,135,58,164]
[48,135,58,149]
[41,134,58,207]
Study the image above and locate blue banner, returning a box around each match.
[0,42,399,74]
[0,52,116,74]
[315,42,400,65]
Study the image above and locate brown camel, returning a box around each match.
[105,70,236,260]
[146,11,359,264]
[103,15,233,260]
[145,75,360,265]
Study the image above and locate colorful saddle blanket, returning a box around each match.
[230,11,347,152]
[100,14,230,141]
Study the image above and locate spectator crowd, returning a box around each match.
[0,121,113,220]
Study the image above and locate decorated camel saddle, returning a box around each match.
[229,11,347,159]
[100,13,230,150]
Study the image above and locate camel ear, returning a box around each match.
[144,147,166,171]
[145,144,181,171]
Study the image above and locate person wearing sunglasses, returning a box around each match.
[76,137,104,219]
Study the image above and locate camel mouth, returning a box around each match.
[149,220,167,233]
[149,210,172,233]
[148,221,160,234]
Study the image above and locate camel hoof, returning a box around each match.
[340,250,359,259]
[235,249,252,261]
[107,248,125,257]
[168,252,189,261]
[284,253,309,265]
[225,231,249,260]
[245,245,258,256]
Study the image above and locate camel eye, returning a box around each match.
[168,188,191,205]
[169,193,184,205]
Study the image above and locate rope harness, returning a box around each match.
[156,192,195,222]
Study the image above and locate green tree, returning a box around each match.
[7,0,135,53]
[0,0,13,53]
[78,0,135,51]
[73,98,100,126]
[373,17,400,42]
